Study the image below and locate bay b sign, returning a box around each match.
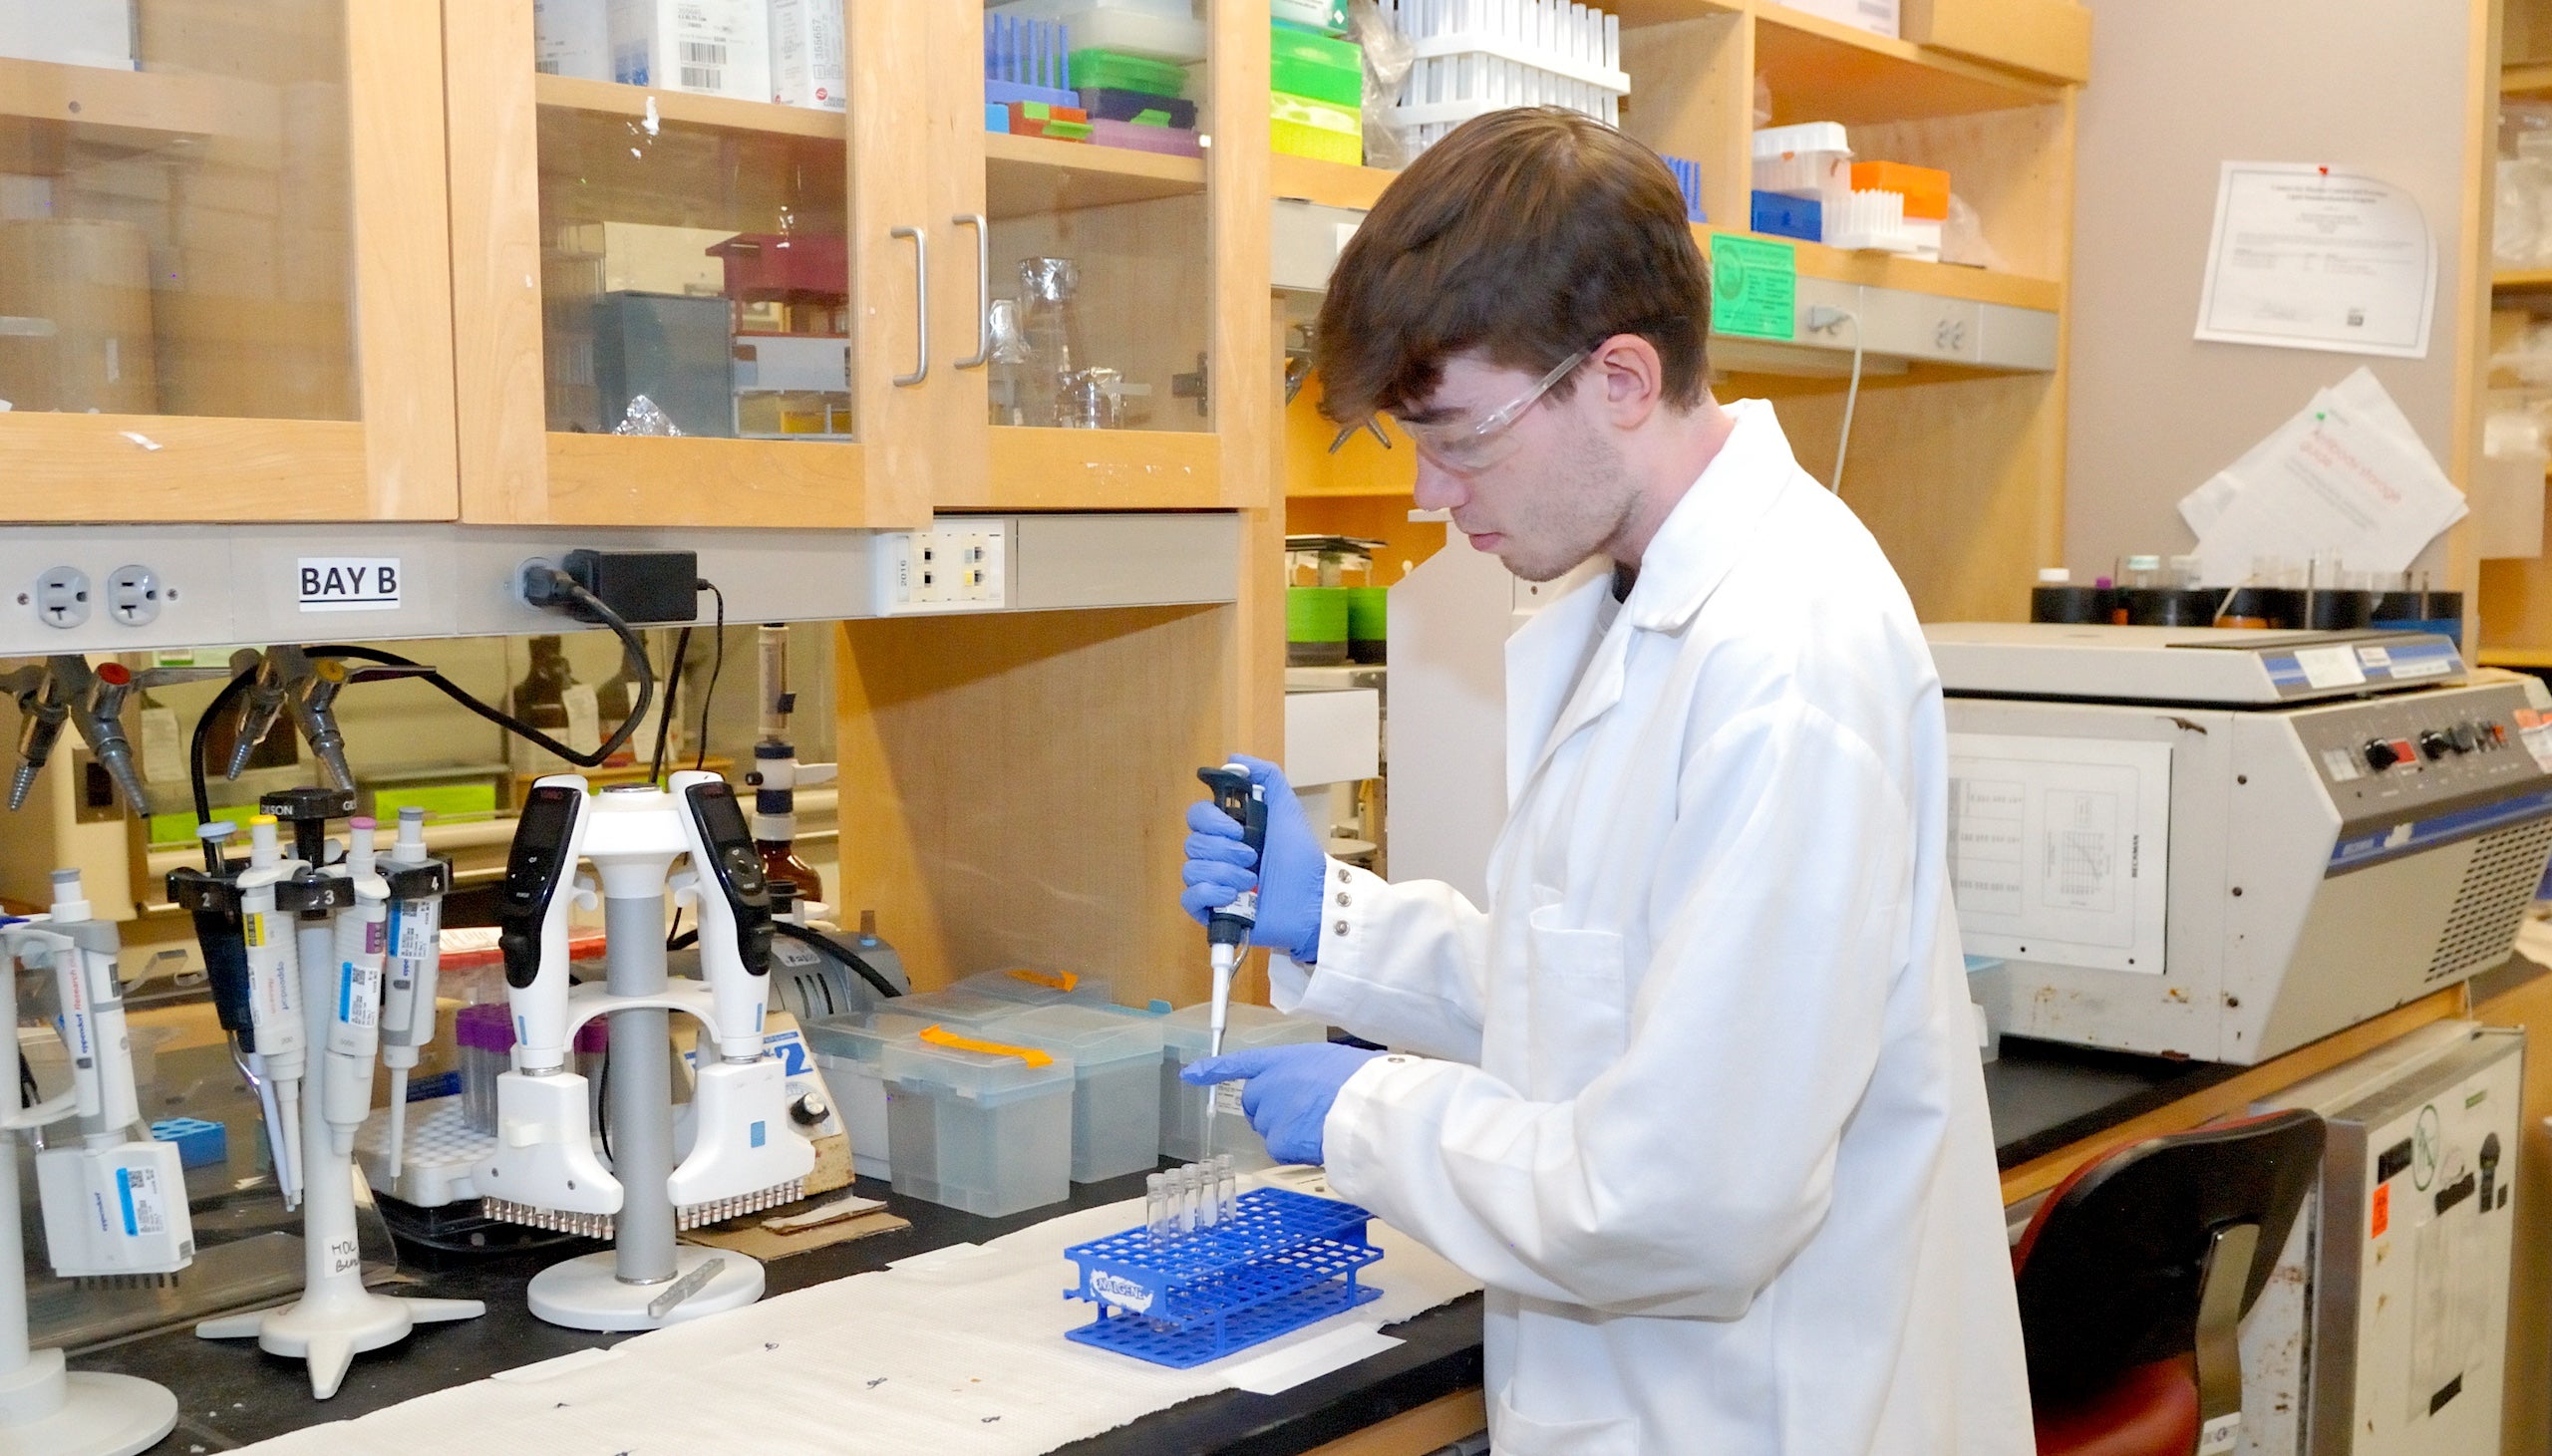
[298,558,403,613]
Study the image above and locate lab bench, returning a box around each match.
[84,967,2533,1455]
[95,1158,1482,1456]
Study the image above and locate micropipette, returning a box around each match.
[1194,763,1268,1161]
[320,818,390,1157]
[379,807,451,1179]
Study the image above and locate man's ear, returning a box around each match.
[1592,333,1665,430]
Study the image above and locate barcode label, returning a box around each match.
[680,41,727,66]
[680,65,723,90]
[534,58,561,74]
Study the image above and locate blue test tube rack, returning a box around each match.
[986,13,1078,109]
[1062,1187,1385,1368]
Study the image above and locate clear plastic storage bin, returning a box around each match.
[1159,1003,1328,1168]
[803,1011,930,1180]
[892,986,1038,1027]
[883,1029,1075,1216]
[990,1005,1166,1183]
[951,967,1117,1010]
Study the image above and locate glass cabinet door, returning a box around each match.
[949,0,1267,508]
[444,0,928,526]
[0,0,458,520]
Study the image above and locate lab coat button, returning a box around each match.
[1333,920,1349,936]
[1336,893,1352,907]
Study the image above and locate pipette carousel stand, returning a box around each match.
[525,860,764,1331]
[194,793,483,1398]
[0,952,172,1455]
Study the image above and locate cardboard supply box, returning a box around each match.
[0,0,135,69]
[534,0,612,80]
[1900,0,2090,84]
[769,0,845,110]
[607,0,771,102]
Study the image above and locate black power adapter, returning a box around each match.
[524,549,701,626]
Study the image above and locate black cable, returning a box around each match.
[694,582,727,772]
[646,624,694,786]
[190,664,259,828]
[307,574,656,771]
[669,922,901,999]
[769,921,904,1000]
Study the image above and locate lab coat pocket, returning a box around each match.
[1522,905,1629,1100]
[1490,1386,1639,1456]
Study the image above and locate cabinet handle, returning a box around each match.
[952,213,990,370]
[892,225,928,386]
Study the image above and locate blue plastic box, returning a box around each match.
[1751,189,1822,242]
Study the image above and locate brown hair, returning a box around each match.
[1313,108,1712,427]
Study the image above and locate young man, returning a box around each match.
[1180,109,2033,1453]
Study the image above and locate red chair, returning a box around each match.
[2012,1110,2325,1456]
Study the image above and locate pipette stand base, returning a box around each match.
[527,1245,764,1332]
[193,1290,484,1401]
[195,1130,483,1397]
[0,1349,174,1456]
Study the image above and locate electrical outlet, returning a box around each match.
[874,523,1007,615]
[32,567,89,629]
[105,564,162,626]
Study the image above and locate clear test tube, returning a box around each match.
[1198,1166,1221,1229]
[1177,1167,1200,1234]
[1146,1173,1169,1243]
[1216,1155,1237,1222]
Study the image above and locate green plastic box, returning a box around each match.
[1069,47,1189,99]
[1272,26,1361,109]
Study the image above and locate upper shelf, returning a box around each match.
[1750,4,2065,124]
[533,72,841,140]
[2507,61,2552,97]
[984,132,1204,220]
[0,56,278,167]
[1704,225,2063,311]
[2495,269,2552,293]
[1601,0,2064,120]
[528,77,1203,220]
[1264,156,2060,314]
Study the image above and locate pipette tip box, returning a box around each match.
[1062,1187,1384,1368]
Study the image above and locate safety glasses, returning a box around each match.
[1329,348,1593,472]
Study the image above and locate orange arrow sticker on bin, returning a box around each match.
[1006,968,1078,992]
[919,1024,1054,1067]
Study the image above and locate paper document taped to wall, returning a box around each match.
[1947,734,2172,975]
[2194,162,2435,359]
[2176,367,2465,586]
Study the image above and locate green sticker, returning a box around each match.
[1710,233,1797,341]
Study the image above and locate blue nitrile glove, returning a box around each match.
[1179,752,1327,963]
[1181,1042,1385,1166]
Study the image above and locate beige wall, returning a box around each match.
[2063,0,2488,582]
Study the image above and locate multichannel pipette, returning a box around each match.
[11,871,198,1286]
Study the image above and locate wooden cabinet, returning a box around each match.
[1,0,1275,527]
[0,0,459,521]
[437,0,1269,527]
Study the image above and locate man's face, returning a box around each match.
[1399,354,1639,583]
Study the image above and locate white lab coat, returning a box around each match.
[1271,401,2033,1455]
